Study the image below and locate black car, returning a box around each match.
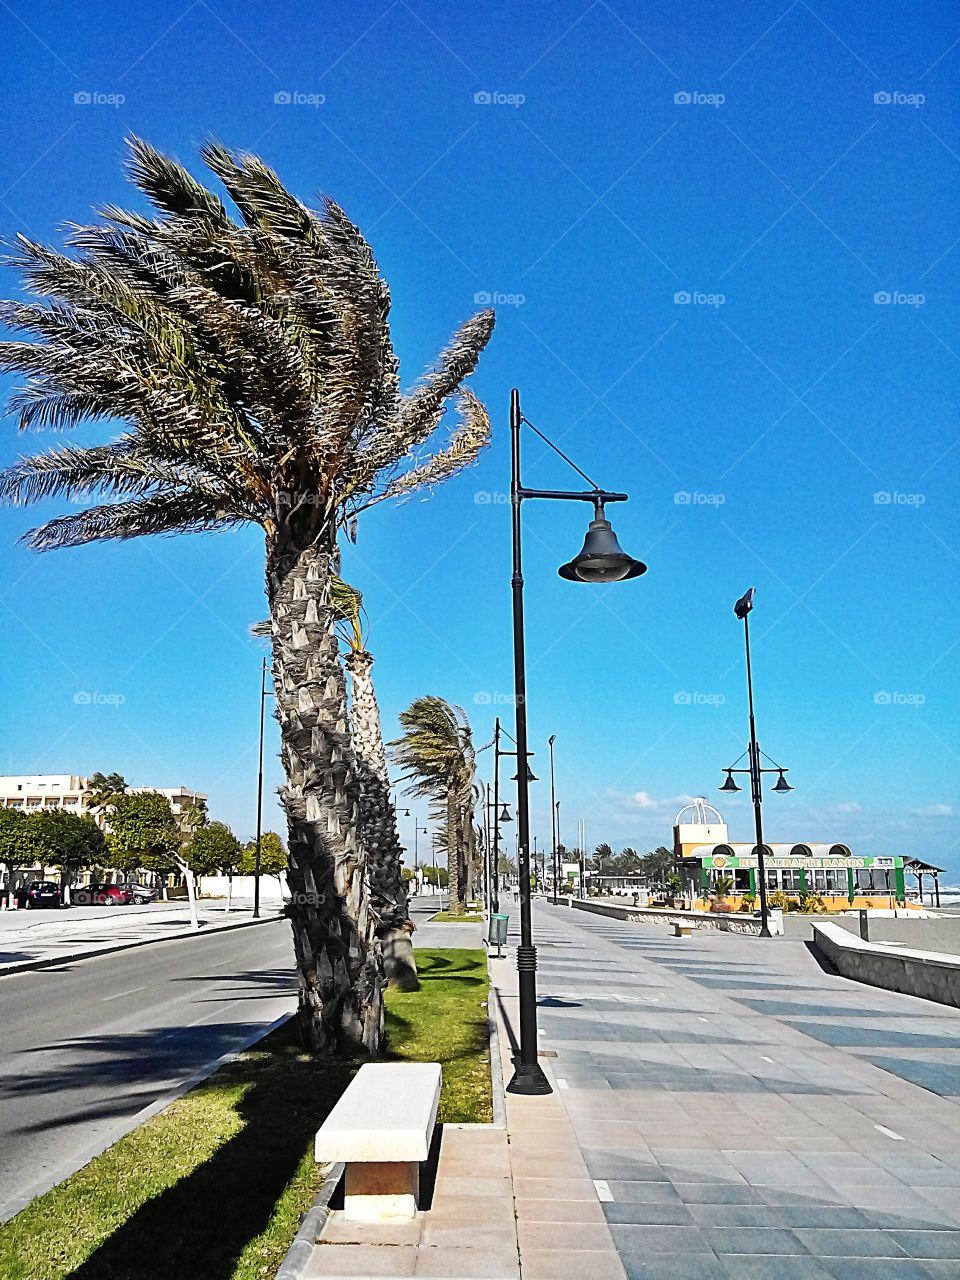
[15,881,63,909]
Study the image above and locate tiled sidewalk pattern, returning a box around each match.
[525,902,960,1279]
[302,902,960,1278]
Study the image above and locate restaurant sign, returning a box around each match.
[709,854,875,870]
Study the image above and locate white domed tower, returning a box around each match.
[674,798,728,859]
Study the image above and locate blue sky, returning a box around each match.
[0,2,957,873]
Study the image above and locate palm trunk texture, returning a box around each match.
[344,650,419,991]
[267,537,384,1055]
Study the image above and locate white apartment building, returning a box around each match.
[0,775,208,891]
[0,775,206,826]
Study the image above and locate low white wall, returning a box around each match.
[198,873,288,901]
[564,897,784,936]
[813,920,960,1008]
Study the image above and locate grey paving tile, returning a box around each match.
[602,1201,694,1225]
[606,1180,683,1204]
[886,1230,960,1259]
[675,1182,767,1204]
[620,1255,730,1280]
[608,1223,711,1253]
[688,1204,784,1228]
[791,1229,908,1257]
[582,1149,670,1181]
[718,1257,835,1280]
[703,1227,809,1255]
[773,1205,872,1229]
[821,1260,940,1280]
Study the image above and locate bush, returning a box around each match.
[767,890,791,911]
[738,894,756,913]
[798,892,829,914]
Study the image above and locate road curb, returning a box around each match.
[275,1162,345,1280]
[0,912,284,979]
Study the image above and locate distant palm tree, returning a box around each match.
[0,138,494,1055]
[332,578,418,990]
[84,771,127,821]
[177,796,208,841]
[390,697,477,913]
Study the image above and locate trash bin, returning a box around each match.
[489,913,509,957]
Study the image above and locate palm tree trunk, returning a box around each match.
[446,790,464,913]
[344,650,418,991]
[267,535,384,1056]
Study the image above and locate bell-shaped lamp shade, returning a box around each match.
[719,772,741,793]
[559,504,647,583]
[498,803,513,823]
[512,765,538,782]
[772,771,793,793]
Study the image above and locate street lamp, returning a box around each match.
[720,587,795,939]
[507,387,646,1096]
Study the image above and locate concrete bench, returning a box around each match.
[673,922,693,938]
[315,1061,442,1222]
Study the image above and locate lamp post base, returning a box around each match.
[506,1061,553,1095]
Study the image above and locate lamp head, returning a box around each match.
[734,587,756,620]
[498,803,512,823]
[719,772,741,793]
[559,501,647,583]
[772,771,793,793]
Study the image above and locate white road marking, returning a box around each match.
[593,1179,613,1202]
[698,1016,708,1022]
[101,986,146,1002]
[557,1078,569,1089]
[875,1124,904,1141]
[761,1055,775,1063]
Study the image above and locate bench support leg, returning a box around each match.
[344,1161,419,1221]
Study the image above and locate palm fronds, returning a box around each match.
[0,137,495,553]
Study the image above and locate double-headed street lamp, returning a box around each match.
[720,587,794,939]
[507,388,646,1096]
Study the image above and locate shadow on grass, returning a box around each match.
[5,948,490,1280]
[65,1026,356,1280]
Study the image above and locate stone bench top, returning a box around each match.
[315,1062,442,1165]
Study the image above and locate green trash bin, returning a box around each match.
[489,913,509,956]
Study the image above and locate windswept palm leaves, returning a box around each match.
[390,696,477,913]
[0,137,494,1055]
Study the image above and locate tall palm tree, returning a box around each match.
[390,696,477,914]
[0,137,494,1055]
[332,578,418,991]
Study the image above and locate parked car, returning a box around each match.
[116,883,159,905]
[71,883,133,906]
[15,881,63,909]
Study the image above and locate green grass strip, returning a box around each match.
[0,947,490,1280]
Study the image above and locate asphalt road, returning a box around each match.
[0,917,294,1222]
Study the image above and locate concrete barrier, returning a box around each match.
[812,920,960,1008]
[565,897,784,936]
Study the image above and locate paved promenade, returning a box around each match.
[301,900,960,1278]
[515,901,960,1278]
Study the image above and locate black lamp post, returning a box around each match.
[720,587,794,938]
[507,387,646,1096]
